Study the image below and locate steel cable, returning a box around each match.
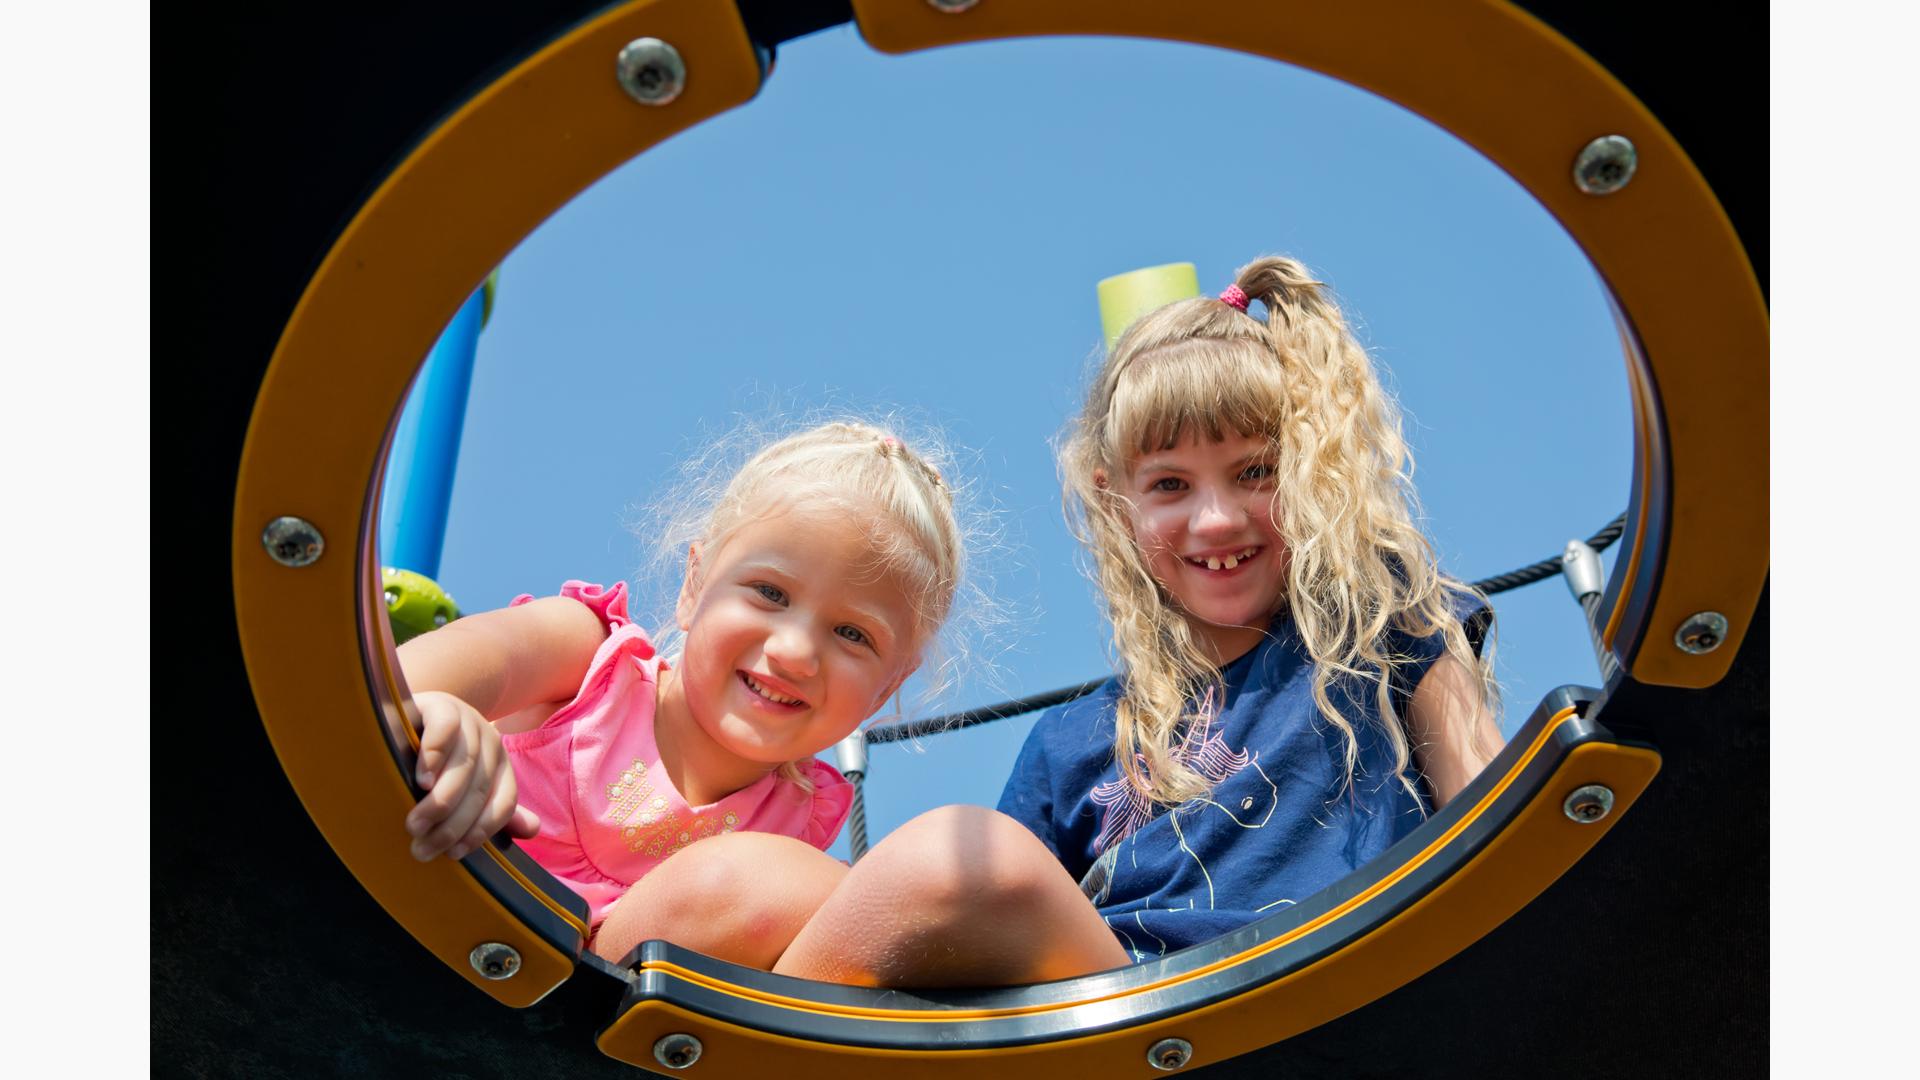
[863,510,1630,745]
[844,772,870,862]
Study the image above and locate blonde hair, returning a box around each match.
[647,419,970,788]
[1061,255,1497,811]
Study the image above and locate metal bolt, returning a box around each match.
[653,1033,703,1070]
[1675,611,1729,654]
[927,0,981,13]
[1572,135,1637,195]
[1563,784,1615,824]
[261,516,324,567]
[1148,1037,1194,1071]
[468,942,521,980]
[616,38,685,106]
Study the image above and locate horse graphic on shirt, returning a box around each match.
[1084,700,1281,920]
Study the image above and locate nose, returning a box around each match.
[763,619,820,679]
[1190,485,1243,537]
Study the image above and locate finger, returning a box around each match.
[447,722,509,856]
[474,714,504,792]
[464,763,524,854]
[416,779,485,861]
[410,777,470,859]
[416,730,445,791]
[415,698,459,788]
[426,752,493,859]
[478,755,518,838]
[455,727,524,859]
[407,721,479,849]
[406,726,473,835]
[451,721,516,855]
[489,749,540,840]
[508,805,542,839]
[440,788,492,861]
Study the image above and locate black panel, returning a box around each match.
[163,7,639,1079]
[737,0,853,50]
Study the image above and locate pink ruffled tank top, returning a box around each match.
[502,581,853,927]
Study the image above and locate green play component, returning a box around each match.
[1096,262,1201,349]
[480,268,500,329]
[382,566,462,645]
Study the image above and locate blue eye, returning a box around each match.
[836,625,870,646]
[1241,463,1276,482]
[1151,477,1185,492]
[754,583,787,604]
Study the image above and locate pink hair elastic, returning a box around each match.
[1218,284,1250,312]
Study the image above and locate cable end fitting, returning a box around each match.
[833,729,868,779]
[1561,538,1605,601]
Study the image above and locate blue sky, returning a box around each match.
[394,29,1630,856]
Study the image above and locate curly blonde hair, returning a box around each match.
[1061,255,1497,811]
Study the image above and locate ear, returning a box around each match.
[674,542,704,631]
[1092,467,1110,490]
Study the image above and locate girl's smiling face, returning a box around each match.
[673,503,921,772]
[1121,432,1290,661]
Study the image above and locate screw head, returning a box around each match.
[1572,135,1638,195]
[653,1033,703,1070]
[616,38,685,106]
[1675,611,1729,654]
[1148,1037,1193,1071]
[261,516,324,567]
[1563,784,1615,824]
[468,942,521,980]
[927,0,981,12]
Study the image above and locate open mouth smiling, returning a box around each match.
[1184,546,1262,572]
[739,671,807,709]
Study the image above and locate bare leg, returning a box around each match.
[591,832,849,969]
[774,805,1130,987]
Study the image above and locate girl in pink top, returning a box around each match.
[397,421,965,971]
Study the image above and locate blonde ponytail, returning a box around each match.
[1062,255,1498,813]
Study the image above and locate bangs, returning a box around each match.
[1106,339,1287,457]
[727,484,950,630]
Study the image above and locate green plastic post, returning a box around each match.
[1096,262,1201,350]
[381,566,463,645]
[479,268,500,330]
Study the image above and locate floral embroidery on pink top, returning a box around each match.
[500,581,854,927]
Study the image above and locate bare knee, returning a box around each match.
[592,833,845,966]
[867,806,1067,923]
[651,838,762,932]
[592,837,749,963]
[773,805,1123,986]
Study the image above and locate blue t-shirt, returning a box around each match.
[997,608,1481,962]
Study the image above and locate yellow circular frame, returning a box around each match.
[230,0,1766,1070]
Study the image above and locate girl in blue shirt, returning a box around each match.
[706,256,1503,986]
[983,256,1504,962]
